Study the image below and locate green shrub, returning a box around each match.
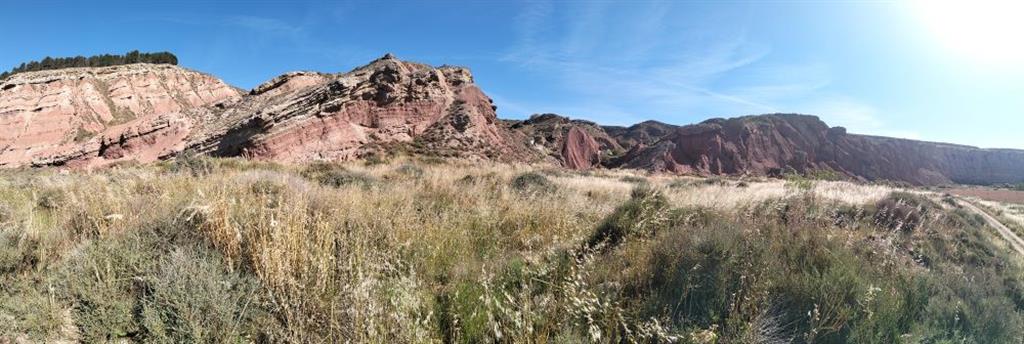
[0,278,65,341]
[0,229,39,275]
[318,170,375,188]
[138,248,275,343]
[586,185,671,250]
[807,169,844,181]
[58,231,160,341]
[394,163,425,178]
[35,189,64,211]
[169,153,214,176]
[510,172,555,194]
[55,219,277,342]
[620,176,647,184]
[668,179,694,189]
[363,152,390,166]
[0,203,12,227]
[702,177,728,186]
[941,194,959,207]
[302,163,376,188]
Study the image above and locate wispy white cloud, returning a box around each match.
[497,1,913,140]
[499,1,810,122]
[798,96,920,140]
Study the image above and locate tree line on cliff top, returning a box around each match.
[0,51,178,80]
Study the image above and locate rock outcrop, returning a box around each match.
[2,56,1022,186]
[0,64,241,167]
[615,114,1024,185]
[185,54,537,163]
[602,120,677,151]
[506,114,622,169]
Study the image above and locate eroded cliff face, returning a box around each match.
[185,54,537,163]
[506,114,621,169]
[0,64,241,167]
[616,114,1024,185]
[602,120,677,151]
[1,58,1021,186]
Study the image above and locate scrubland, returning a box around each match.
[1,158,1023,343]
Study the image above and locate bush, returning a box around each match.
[0,278,64,340]
[0,203,12,227]
[702,177,728,186]
[586,185,671,250]
[169,153,214,176]
[510,172,555,194]
[318,170,375,188]
[58,231,160,341]
[873,192,936,232]
[394,163,424,178]
[668,179,691,189]
[620,176,647,184]
[35,189,64,211]
[302,163,376,188]
[137,248,275,343]
[56,220,277,342]
[0,229,39,275]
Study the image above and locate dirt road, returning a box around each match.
[959,200,1024,255]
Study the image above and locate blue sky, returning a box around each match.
[3,1,1022,149]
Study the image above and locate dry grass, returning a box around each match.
[0,158,1021,343]
[950,186,1024,204]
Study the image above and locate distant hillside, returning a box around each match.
[0,53,1022,186]
[0,50,178,80]
[610,114,1024,185]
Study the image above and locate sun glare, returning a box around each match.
[912,0,1024,66]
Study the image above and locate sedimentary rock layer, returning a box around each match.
[0,64,240,167]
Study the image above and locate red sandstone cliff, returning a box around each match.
[505,114,622,169]
[615,114,1024,185]
[185,54,537,163]
[1,57,1021,186]
[0,64,241,167]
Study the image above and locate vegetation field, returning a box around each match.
[950,186,1024,205]
[1,158,1022,343]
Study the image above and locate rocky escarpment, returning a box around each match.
[0,64,241,167]
[616,114,1024,185]
[506,114,623,169]
[2,56,1022,187]
[602,120,677,151]
[185,54,538,163]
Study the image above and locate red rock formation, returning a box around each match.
[602,120,677,151]
[186,54,538,163]
[561,126,601,169]
[506,113,621,169]
[617,114,1024,185]
[0,64,241,167]
[2,57,1021,187]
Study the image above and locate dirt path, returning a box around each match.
[960,200,1024,255]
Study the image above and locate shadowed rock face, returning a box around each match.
[185,54,538,163]
[0,64,241,167]
[615,114,1024,185]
